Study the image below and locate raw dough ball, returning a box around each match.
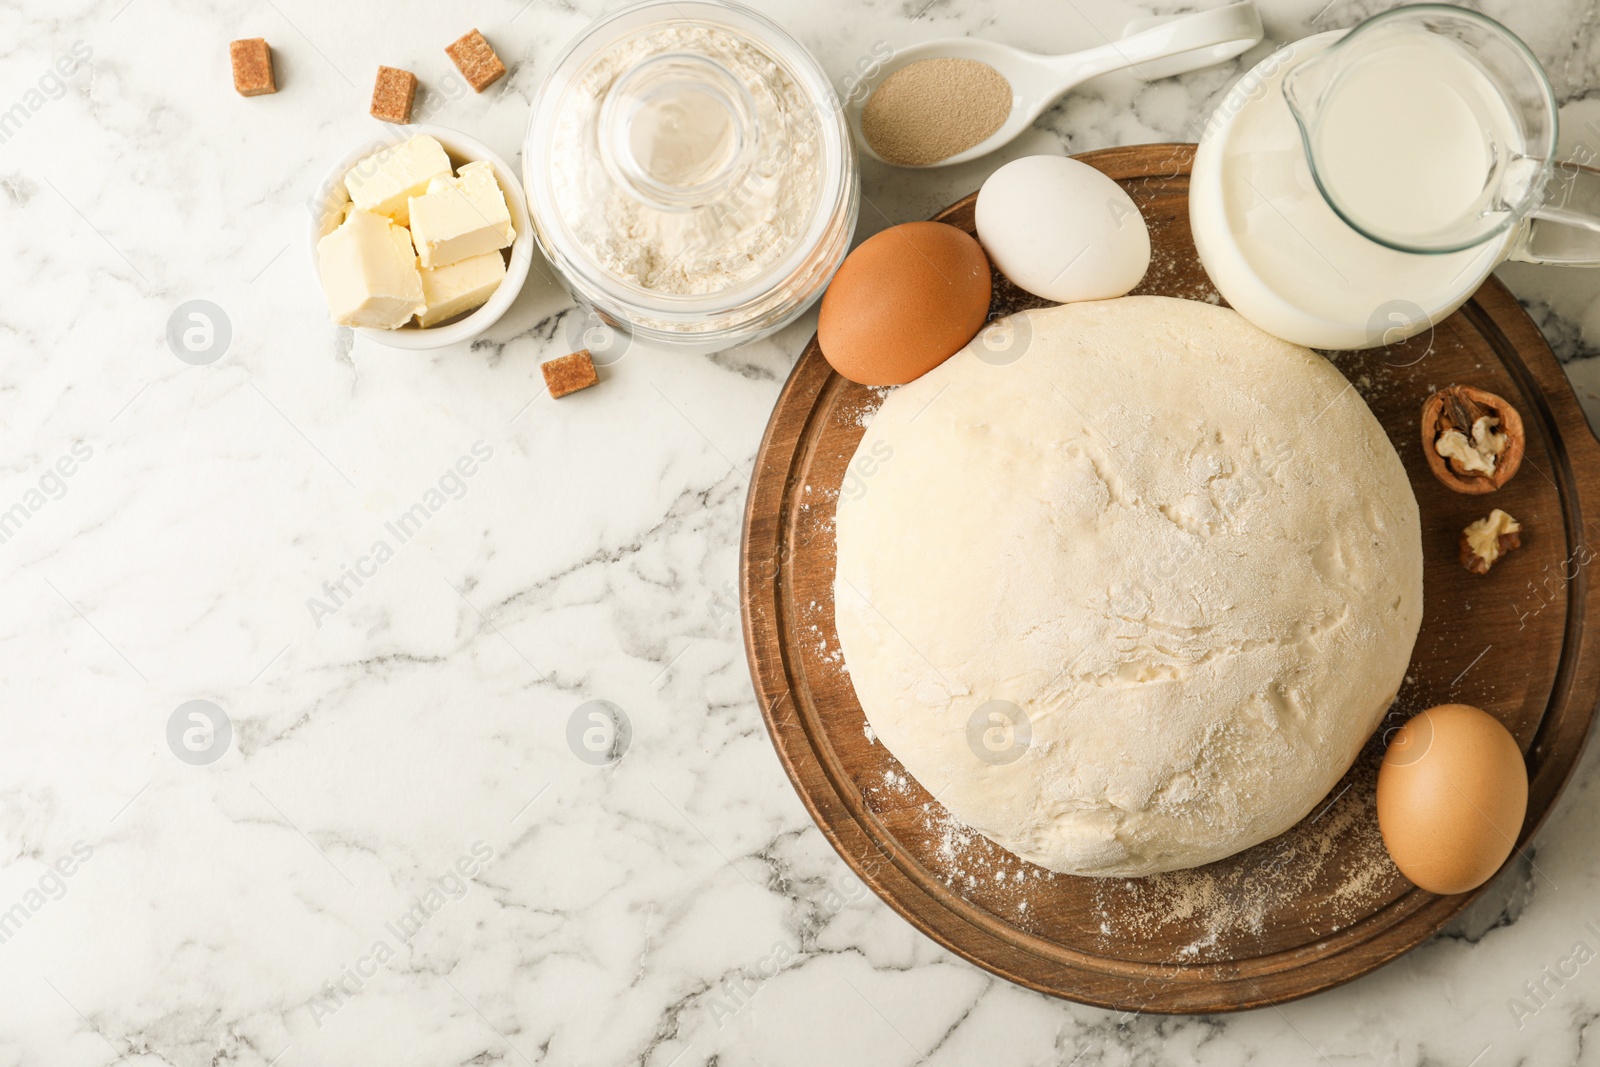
[834,296,1422,877]
[975,155,1150,303]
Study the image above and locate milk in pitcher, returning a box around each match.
[1190,32,1512,350]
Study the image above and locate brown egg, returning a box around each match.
[1376,704,1528,895]
[818,221,991,385]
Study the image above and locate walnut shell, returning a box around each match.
[1420,385,1525,494]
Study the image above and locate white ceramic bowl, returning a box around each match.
[308,125,533,350]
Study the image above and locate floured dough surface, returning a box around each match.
[833,296,1423,877]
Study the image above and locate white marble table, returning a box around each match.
[5,0,1600,1063]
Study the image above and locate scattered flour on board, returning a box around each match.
[905,802,1058,931]
[797,385,893,685]
[881,753,1400,958]
[1135,246,1219,305]
[1086,755,1399,960]
[853,386,894,427]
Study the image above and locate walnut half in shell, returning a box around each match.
[1420,385,1524,494]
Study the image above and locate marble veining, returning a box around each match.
[3,0,1600,1064]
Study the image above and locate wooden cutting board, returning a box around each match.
[740,143,1600,1013]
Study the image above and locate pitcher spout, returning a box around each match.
[1279,42,1337,140]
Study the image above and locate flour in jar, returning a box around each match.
[548,24,824,296]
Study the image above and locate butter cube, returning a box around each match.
[408,160,515,268]
[343,135,451,227]
[316,209,425,329]
[417,250,506,327]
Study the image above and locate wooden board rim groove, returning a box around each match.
[1462,300,1589,769]
[740,143,1600,1013]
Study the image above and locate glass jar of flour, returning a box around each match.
[524,0,859,351]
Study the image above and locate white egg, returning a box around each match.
[975,155,1151,303]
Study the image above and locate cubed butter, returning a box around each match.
[408,160,515,268]
[316,209,425,329]
[343,135,451,227]
[417,250,506,327]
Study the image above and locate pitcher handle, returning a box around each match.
[1508,161,1600,266]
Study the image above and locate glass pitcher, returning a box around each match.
[1282,4,1600,267]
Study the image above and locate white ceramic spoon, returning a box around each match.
[847,2,1264,168]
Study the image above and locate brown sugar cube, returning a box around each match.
[445,29,506,92]
[541,350,598,399]
[229,38,276,97]
[370,66,417,123]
